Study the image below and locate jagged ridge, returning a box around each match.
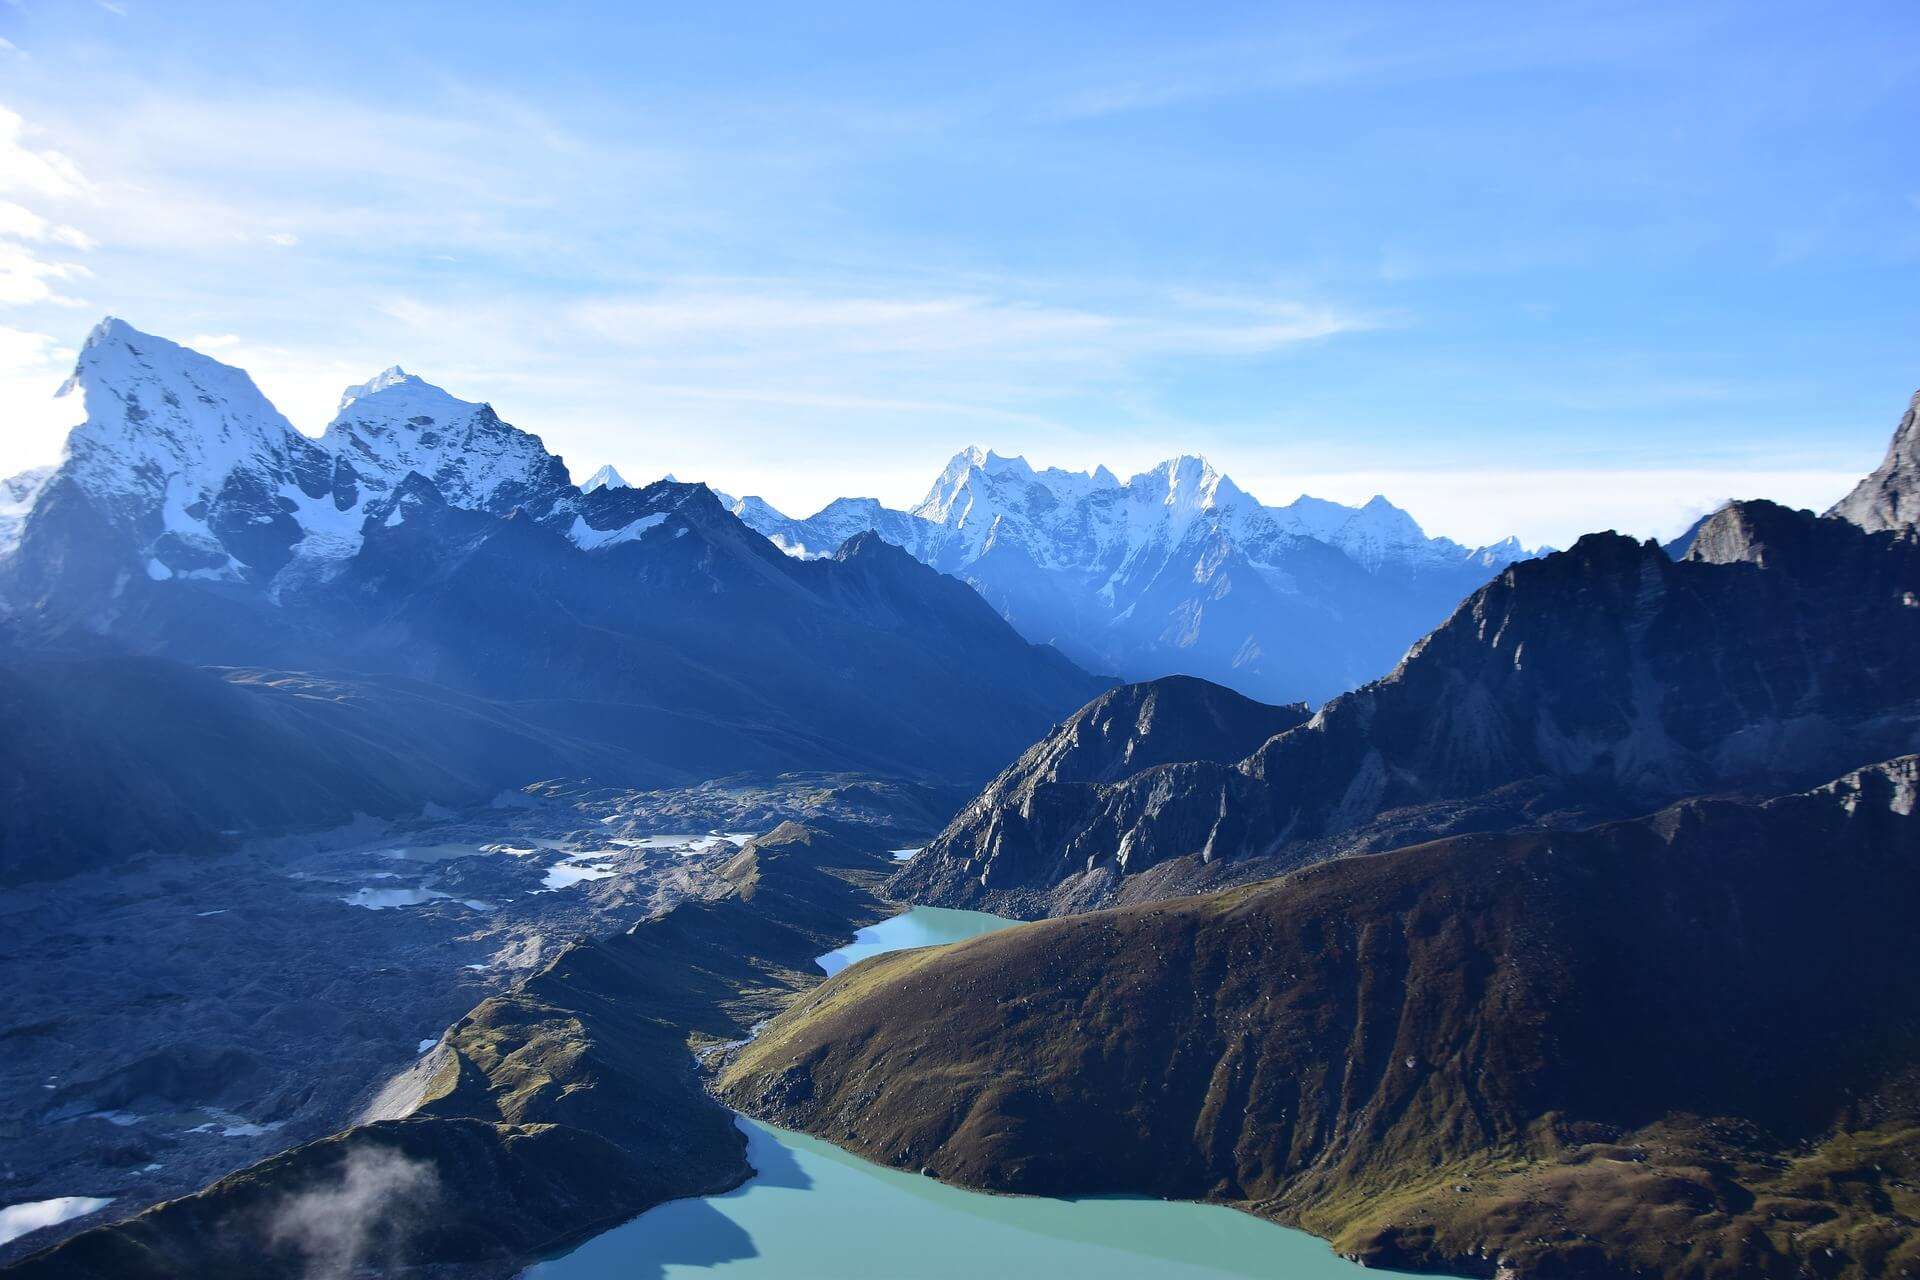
[894,500,1920,916]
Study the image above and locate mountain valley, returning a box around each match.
[2,321,1918,1280]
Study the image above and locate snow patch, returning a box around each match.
[569,511,667,550]
[0,1196,113,1247]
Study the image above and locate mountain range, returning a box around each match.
[712,388,1920,1280]
[694,447,1541,706]
[8,314,1919,1280]
[894,399,1920,917]
[0,319,1107,878]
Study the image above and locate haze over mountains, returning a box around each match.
[704,446,1542,705]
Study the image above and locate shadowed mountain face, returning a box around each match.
[0,323,1108,878]
[894,499,1920,916]
[304,479,1105,785]
[725,758,1920,1280]
[0,657,676,884]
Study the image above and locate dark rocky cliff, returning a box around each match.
[897,503,1920,916]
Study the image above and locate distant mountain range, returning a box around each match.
[689,447,1543,706]
[895,397,1920,916]
[0,320,1107,877]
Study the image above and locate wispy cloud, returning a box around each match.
[572,284,1368,362]
[1044,4,1710,120]
[0,107,96,310]
[0,2,1908,552]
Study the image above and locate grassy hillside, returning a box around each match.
[725,760,1920,1279]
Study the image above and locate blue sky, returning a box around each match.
[0,0,1915,546]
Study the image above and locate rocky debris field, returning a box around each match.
[0,773,945,1265]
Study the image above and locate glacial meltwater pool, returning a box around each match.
[814,906,1019,977]
[525,907,1431,1280]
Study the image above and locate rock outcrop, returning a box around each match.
[1829,389,1920,534]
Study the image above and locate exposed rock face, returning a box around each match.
[727,448,1542,706]
[726,759,1920,1280]
[1829,389,1920,533]
[895,503,1920,916]
[896,677,1307,912]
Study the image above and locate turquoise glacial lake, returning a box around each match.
[525,907,1433,1280]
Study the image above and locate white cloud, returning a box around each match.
[0,324,70,374]
[0,107,98,314]
[0,240,90,306]
[264,232,298,247]
[0,105,93,202]
[0,199,93,248]
[186,332,241,350]
[0,325,79,472]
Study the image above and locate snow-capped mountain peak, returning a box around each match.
[43,318,336,584]
[581,464,631,493]
[331,367,479,424]
[7,321,581,596]
[978,449,1034,479]
[1136,454,1243,519]
[323,367,572,519]
[58,317,311,483]
[337,364,418,412]
[724,443,1542,704]
[915,446,1123,529]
